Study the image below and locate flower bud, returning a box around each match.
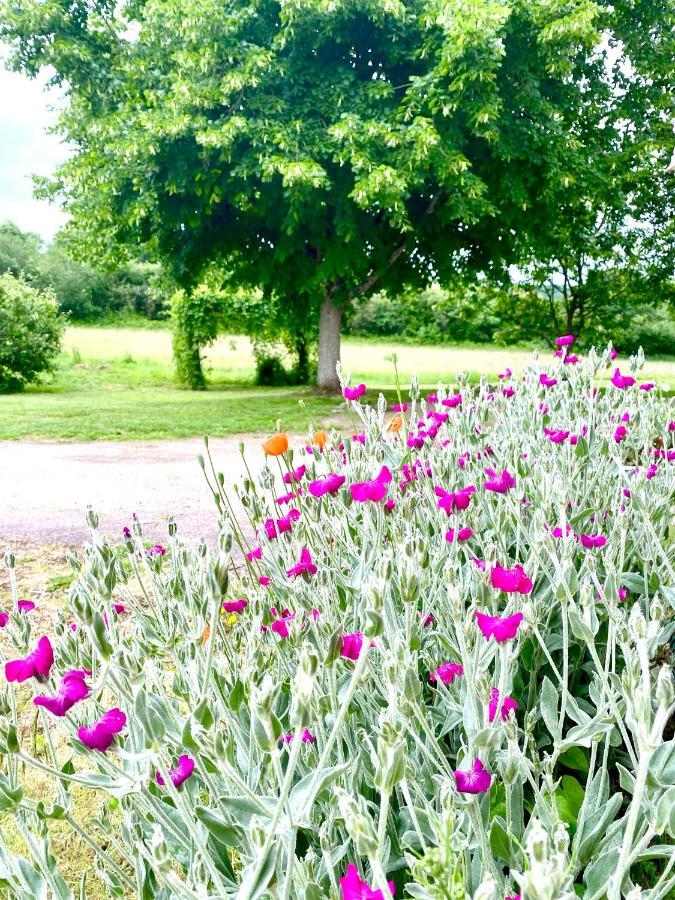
[85,506,99,530]
[335,787,378,858]
[150,827,172,873]
[3,548,15,570]
[0,717,20,755]
[656,666,674,709]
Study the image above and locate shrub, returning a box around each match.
[0,272,63,393]
[1,344,674,898]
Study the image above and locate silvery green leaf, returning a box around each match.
[238,846,278,900]
[540,676,558,738]
[195,806,243,847]
[655,786,675,837]
[289,764,348,824]
[218,795,275,826]
[576,793,622,866]
[584,848,620,899]
[650,739,675,786]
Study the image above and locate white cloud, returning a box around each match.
[0,64,70,240]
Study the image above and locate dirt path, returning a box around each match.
[0,437,268,546]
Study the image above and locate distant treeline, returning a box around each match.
[0,221,165,321]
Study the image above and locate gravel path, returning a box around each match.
[0,437,268,546]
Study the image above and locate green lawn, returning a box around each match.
[1,326,673,441]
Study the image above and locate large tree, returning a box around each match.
[2,0,672,388]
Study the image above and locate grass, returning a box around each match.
[1,325,673,442]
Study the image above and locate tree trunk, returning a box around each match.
[317,294,342,391]
[294,334,310,384]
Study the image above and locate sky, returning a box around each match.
[0,63,70,242]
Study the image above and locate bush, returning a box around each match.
[1,347,674,898]
[0,272,63,392]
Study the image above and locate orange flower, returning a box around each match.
[388,414,404,433]
[313,429,328,449]
[200,625,210,646]
[262,432,289,456]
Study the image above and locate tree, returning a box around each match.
[2,0,672,388]
[0,221,41,279]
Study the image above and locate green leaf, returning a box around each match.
[289,764,348,824]
[489,816,511,862]
[655,786,675,837]
[559,746,589,775]
[555,775,585,833]
[195,806,243,847]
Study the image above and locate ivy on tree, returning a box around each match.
[2,0,672,388]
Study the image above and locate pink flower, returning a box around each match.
[546,428,569,444]
[453,758,492,794]
[5,636,54,683]
[350,466,392,503]
[223,599,248,614]
[340,864,394,899]
[506,895,521,900]
[280,728,315,745]
[646,463,658,479]
[639,382,655,391]
[270,607,295,638]
[156,754,195,788]
[476,610,524,643]
[308,473,346,497]
[259,575,271,587]
[344,384,367,401]
[146,544,166,558]
[498,368,512,380]
[563,354,579,365]
[34,669,90,717]
[247,546,262,562]
[435,485,475,514]
[472,556,487,571]
[392,402,408,412]
[442,393,462,408]
[488,688,518,723]
[539,373,557,388]
[502,386,515,397]
[551,525,572,538]
[445,527,473,543]
[429,662,464,685]
[579,533,606,549]
[286,548,317,579]
[283,465,306,484]
[420,612,435,628]
[0,611,8,628]
[484,469,516,494]
[340,631,366,660]
[78,708,126,752]
[17,600,35,613]
[618,588,627,601]
[611,368,635,389]
[491,564,533,594]
[614,425,627,443]
[556,334,575,347]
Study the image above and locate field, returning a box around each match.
[1,325,674,441]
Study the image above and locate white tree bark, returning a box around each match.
[317,295,342,390]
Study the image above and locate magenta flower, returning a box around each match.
[498,368,512,380]
[563,354,579,365]
[350,465,392,502]
[546,428,569,444]
[453,758,492,794]
[442,393,462,408]
[308,473,346,497]
[78,708,126,752]
[270,607,295,638]
[17,600,35,613]
[491,564,532,594]
[156,754,195,788]
[340,631,367,660]
[283,464,306,484]
[34,669,90,717]
[551,525,572,538]
[392,402,408,412]
[340,864,394,899]
[484,469,516,494]
[445,527,473,543]
[639,382,655,391]
[247,546,262,562]
[556,334,575,347]
[223,599,248,614]
[280,728,315,745]
[344,384,367,401]
[5,636,54,683]
[146,544,166,558]
[488,688,518,722]
[476,610,524,643]
[286,548,317,579]
[429,662,464,685]
[611,368,635,389]
[614,425,627,443]
[539,373,557,388]
[435,485,475,514]
[646,463,658,479]
[579,533,606,549]
[259,575,270,587]
[506,895,522,900]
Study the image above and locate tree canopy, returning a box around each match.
[2,0,673,387]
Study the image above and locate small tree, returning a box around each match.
[0,273,63,393]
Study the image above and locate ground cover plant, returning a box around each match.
[0,339,674,898]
